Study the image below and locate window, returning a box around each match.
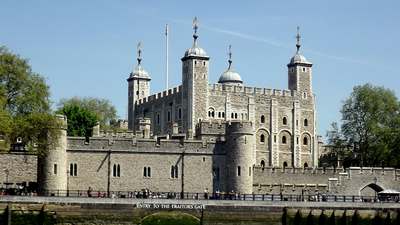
[113,164,120,177]
[178,108,182,119]
[260,134,265,143]
[283,161,288,168]
[53,164,57,175]
[237,166,241,176]
[218,112,221,118]
[74,163,77,176]
[303,92,307,99]
[249,167,252,176]
[304,119,308,127]
[260,115,265,123]
[274,135,277,143]
[157,114,160,125]
[203,62,206,66]
[260,160,265,168]
[282,136,287,144]
[231,113,234,118]
[136,91,139,95]
[302,67,306,72]
[171,165,179,178]
[222,112,225,118]
[283,117,287,125]
[303,137,308,145]
[167,111,171,122]
[297,137,299,144]
[144,167,151,177]
[304,163,308,168]
[69,163,77,176]
[208,108,215,118]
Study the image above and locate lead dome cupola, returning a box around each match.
[129,42,150,79]
[288,26,312,66]
[218,45,243,85]
[183,17,208,58]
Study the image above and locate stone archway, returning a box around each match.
[360,183,384,197]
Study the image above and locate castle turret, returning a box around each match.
[37,114,68,196]
[225,121,255,194]
[181,17,209,138]
[127,42,151,131]
[287,27,313,97]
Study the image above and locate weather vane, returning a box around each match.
[296,26,301,53]
[137,41,142,65]
[228,45,232,69]
[193,17,198,34]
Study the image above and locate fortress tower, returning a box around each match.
[181,17,210,138]
[37,114,68,195]
[225,121,255,194]
[127,42,151,130]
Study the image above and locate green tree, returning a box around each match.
[57,104,98,137]
[339,84,400,167]
[57,97,116,128]
[0,46,58,153]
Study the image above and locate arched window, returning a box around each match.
[283,117,287,125]
[304,119,308,126]
[282,136,287,144]
[222,112,225,118]
[147,167,151,177]
[283,161,288,168]
[303,137,308,145]
[218,112,221,118]
[260,134,265,143]
[260,115,265,123]
[231,113,234,118]
[260,160,265,168]
[235,113,238,119]
[117,164,121,177]
[304,163,308,168]
[170,166,174,178]
[143,167,147,177]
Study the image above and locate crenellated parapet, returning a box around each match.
[137,85,182,105]
[209,83,296,98]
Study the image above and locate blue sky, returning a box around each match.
[1,0,399,137]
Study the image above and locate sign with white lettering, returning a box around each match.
[136,203,205,210]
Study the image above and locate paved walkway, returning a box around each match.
[0,196,399,210]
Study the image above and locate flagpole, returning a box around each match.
[165,24,169,90]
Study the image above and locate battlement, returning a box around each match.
[253,166,400,177]
[66,136,220,154]
[209,83,296,98]
[98,130,135,138]
[138,85,182,105]
[227,121,254,134]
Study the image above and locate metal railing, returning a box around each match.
[5,189,392,203]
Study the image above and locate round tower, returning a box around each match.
[225,121,255,194]
[37,114,68,196]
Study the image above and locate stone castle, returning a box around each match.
[1,20,399,197]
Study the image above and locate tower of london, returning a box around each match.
[3,19,398,198]
[128,21,318,170]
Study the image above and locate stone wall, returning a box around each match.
[0,152,37,186]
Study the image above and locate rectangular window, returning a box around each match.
[178,108,182,119]
[249,167,251,176]
[53,164,57,175]
[167,111,171,122]
[237,166,241,176]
